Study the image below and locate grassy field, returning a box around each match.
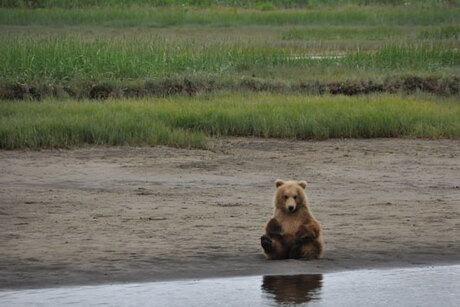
[0,3,459,99]
[2,7,458,27]
[0,3,459,148]
[1,0,452,9]
[1,36,456,82]
[1,94,459,149]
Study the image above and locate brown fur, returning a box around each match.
[261,180,324,260]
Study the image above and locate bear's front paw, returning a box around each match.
[261,235,273,253]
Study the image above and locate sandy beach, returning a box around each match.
[1,138,459,289]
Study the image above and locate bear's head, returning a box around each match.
[274,179,308,214]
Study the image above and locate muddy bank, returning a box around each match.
[0,138,459,289]
[1,75,459,100]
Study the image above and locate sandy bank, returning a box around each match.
[0,138,459,289]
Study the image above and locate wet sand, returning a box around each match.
[0,138,459,289]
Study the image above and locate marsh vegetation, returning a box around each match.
[1,94,459,149]
[0,1,458,148]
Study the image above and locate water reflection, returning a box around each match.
[262,274,323,304]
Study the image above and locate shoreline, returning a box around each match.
[2,257,460,290]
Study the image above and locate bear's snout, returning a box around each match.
[285,196,297,213]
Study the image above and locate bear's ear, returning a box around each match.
[298,181,308,189]
[275,179,285,188]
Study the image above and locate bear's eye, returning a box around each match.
[293,195,297,200]
[284,195,289,200]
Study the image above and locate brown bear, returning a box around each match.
[261,179,323,260]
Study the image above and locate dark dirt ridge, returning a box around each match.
[1,75,458,100]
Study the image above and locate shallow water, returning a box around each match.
[1,265,459,306]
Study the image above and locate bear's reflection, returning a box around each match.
[261,274,323,304]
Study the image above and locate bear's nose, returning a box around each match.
[288,205,294,212]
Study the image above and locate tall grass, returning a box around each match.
[281,26,404,41]
[1,35,457,84]
[1,94,458,149]
[0,36,289,82]
[0,101,208,149]
[418,25,460,39]
[1,0,452,9]
[1,4,458,98]
[1,7,458,27]
[280,25,460,42]
[343,46,459,70]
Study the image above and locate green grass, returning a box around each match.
[0,36,289,82]
[1,94,459,149]
[1,35,457,84]
[281,26,406,41]
[0,5,458,98]
[418,25,460,40]
[0,4,458,149]
[0,0,452,9]
[1,7,458,27]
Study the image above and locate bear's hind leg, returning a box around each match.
[300,239,323,260]
[261,235,288,260]
[288,241,303,259]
